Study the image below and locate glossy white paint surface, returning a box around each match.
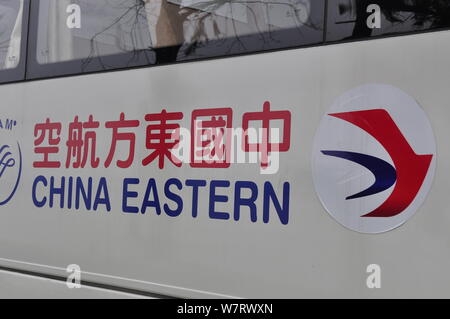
[0,30,450,298]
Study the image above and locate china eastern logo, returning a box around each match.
[0,118,21,206]
[312,84,436,233]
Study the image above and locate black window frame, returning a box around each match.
[21,0,450,82]
[0,0,30,84]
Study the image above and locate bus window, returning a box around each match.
[326,0,450,42]
[27,0,324,79]
[163,0,324,61]
[0,0,28,84]
[33,0,154,69]
[0,0,23,71]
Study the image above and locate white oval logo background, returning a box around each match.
[312,84,436,234]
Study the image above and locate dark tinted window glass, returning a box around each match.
[326,0,450,42]
[28,0,325,79]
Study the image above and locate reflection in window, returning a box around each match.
[0,0,23,70]
[37,0,154,65]
[35,0,323,68]
[164,0,321,60]
[327,0,450,42]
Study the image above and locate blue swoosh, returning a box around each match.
[0,143,21,206]
[321,150,397,200]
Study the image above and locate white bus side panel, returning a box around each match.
[0,30,449,298]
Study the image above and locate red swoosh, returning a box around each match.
[329,109,432,217]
